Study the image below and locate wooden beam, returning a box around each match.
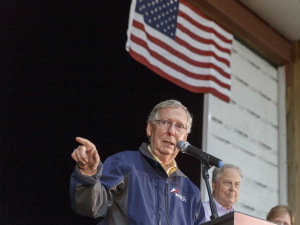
[186,0,292,66]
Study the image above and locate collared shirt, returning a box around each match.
[147,145,177,176]
[202,198,234,222]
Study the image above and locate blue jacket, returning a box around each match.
[70,143,205,225]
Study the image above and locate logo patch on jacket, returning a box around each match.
[170,188,186,202]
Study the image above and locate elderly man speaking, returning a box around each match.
[202,164,242,222]
[69,99,205,225]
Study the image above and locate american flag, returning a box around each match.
[126,0,233,102]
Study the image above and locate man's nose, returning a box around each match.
[229,184,235,191]
[168,123,176,135]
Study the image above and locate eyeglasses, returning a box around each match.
[154,119,187,133]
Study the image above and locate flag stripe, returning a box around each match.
[177,13,232,56]
[129,47,230,102]
[175,27,231,66]
[130,34,231,89]
[175,28,230,67]
[129,41,231,96]
[179,1,233,42]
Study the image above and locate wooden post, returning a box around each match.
[287,41,300,224]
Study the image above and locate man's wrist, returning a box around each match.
[78,167,98,176]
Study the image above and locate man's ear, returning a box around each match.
[212,181,215,192]
[146,122,152,137]
[183,133,188,141]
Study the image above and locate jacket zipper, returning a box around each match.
[155,181,161,225]
[158,213,161,225]
[164,179,170,225]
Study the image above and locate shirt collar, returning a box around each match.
[214,198,235,213]
[147,145,177,176]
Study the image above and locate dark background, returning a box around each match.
[1,1,204,224]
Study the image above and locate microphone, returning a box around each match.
[176,140,223,168]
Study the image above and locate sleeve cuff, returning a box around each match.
[74,162,103,185]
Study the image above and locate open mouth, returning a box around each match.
[164,141,174,146]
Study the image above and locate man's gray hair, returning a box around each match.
[147,99,193,133]
[212,164,242,183]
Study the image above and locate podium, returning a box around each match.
[202,212,275,225]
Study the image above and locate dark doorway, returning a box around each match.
[1,1,204,224]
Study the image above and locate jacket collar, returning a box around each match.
[139,142,187,178]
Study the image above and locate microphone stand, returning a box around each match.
[176,140,219,219]
[201,161,218,220]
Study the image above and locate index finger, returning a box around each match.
[75,137,96,149]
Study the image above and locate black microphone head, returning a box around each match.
[176,140,190,153]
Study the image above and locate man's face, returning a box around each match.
[146,107,188,164]
[212,168,241,210]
